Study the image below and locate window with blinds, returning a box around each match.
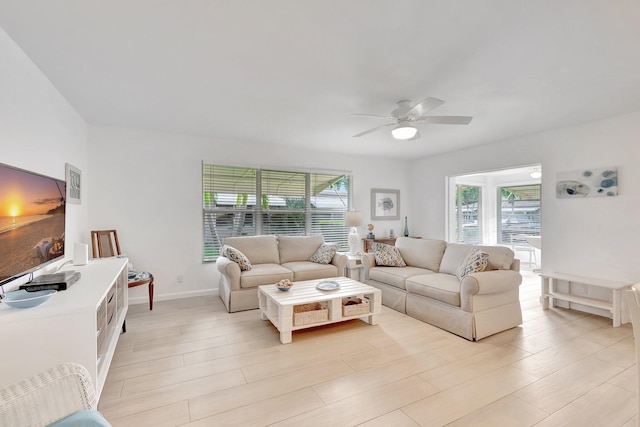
[498,184,541,244]
[261,169,307,236]
[454,184,482,244]
[202,164,351,261]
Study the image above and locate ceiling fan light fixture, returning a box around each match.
[391,123,417,140]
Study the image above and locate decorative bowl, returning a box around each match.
[2,289,56,309]
[316,280,340,291]
[276,279,293,291]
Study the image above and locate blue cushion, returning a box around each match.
[47,410,111,427]
[127,271,152,282]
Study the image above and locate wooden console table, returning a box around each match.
[363,236,422,252]
[540,272,631,327]
[363,237,396,253]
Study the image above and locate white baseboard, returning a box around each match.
[128,288,218,306]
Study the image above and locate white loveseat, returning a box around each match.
[363,237,522,340]
[216,235,347,312]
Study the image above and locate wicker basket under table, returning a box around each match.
[293,302,329,326]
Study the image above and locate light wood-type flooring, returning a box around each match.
[99,269,639,426]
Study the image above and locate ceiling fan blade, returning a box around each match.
[407,97,444,117]
[418,116,473,125]
[350,113,394,119]
[353,123,395,137]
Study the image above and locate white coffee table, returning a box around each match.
[258,277,382,344]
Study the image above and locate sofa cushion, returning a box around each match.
[224,235,280,264]
[281,261,338,281]
[278,235,324,264]
[372,242,406,267]
[439,244,475,275]
[396,237,447,271]
[476,245,515,270]
[309,242,338,264]
[440,243,515,274]
[369,266,433,290]
[406,273,462,307]
[239,263,293,288]
[456,250,489,280]
[222,245,252,271]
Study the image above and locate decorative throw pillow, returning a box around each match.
[309,243,338,264]
[372,242,406,267]
[456,250,489,280]
[223,245,252,271]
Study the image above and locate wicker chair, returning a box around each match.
[0,363,101,427]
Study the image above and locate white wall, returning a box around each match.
[0,26,88,288]
[87,126,410,304]
[410,111,640,283]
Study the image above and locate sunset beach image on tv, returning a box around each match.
[0,163,66,282]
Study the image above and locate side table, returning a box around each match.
[344,254,364,282]
[362,237,396,253]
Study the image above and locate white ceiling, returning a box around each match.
[1,1,640,159]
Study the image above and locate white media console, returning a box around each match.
[0,257,128,400]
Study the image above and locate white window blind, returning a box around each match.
[454,184,481,244]
[203,165,257,259]
[498,184,541,244]
[311,173,350,245]
[261,169,308,236]
[203,163,351,261]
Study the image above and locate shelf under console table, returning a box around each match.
[540,272,631,327]
[0,257,128,400]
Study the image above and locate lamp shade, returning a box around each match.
[344,211,363,227]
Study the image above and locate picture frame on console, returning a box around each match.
[65,163,81,205]
[371,188,400,220]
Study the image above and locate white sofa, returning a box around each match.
[363,237,522,340]
[216,235,347,312]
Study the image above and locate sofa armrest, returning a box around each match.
[216,256,241,291]
[331,252,348,275]
[362,253,376,280]
[460,270,522,311]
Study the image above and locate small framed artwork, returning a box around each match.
[556,166,618,198]
[65,163,81,205]
[371,188,400,220]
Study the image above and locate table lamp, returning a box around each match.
[344,210,363,255]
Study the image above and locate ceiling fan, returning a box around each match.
[352,97,472,141]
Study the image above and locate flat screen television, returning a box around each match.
[0,162,66,284]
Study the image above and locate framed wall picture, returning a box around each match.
[371,188,400,220]
[65,163,81,205]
